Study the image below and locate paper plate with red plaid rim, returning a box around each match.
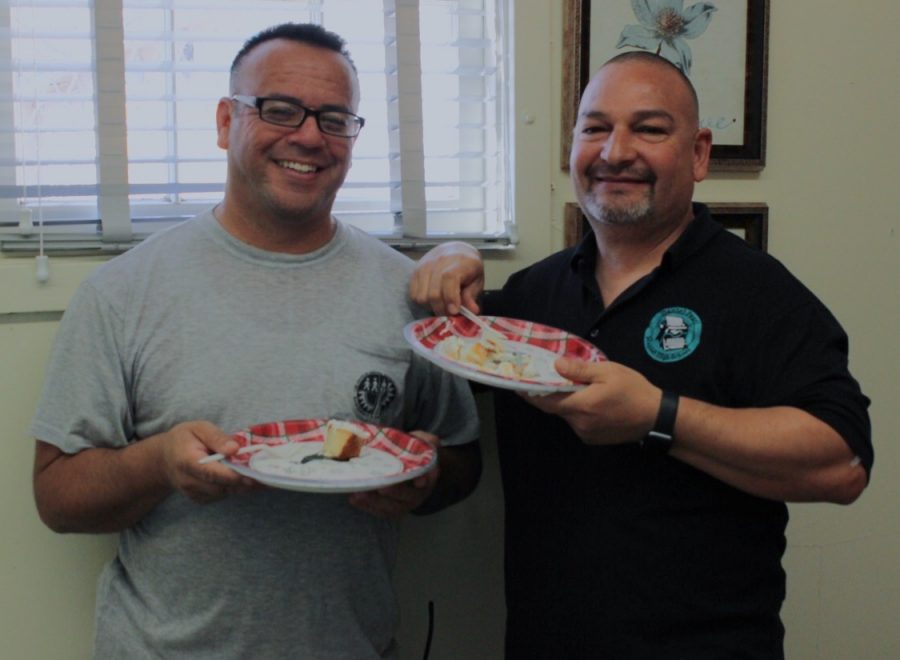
[223,419,436,493]
[403,315,605,393]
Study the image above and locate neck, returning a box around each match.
[213,200,337,254]
[591,212,692,305]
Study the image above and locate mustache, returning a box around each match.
[588,165,656,184]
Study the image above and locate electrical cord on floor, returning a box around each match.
[421,600,435,660]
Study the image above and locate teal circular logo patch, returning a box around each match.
[644,307,702,363]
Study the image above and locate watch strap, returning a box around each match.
[641,390,679,454]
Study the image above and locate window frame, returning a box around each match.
[0,0,515,254]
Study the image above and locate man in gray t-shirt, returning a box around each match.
[31,23,480,660]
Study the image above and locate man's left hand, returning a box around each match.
[347,431,441,519]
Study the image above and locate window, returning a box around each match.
[0,0,512,253]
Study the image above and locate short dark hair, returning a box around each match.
[602,50,699,117]
[230,23,357,89]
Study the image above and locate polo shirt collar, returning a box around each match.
[569,202,722,282]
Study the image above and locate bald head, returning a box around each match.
[595,51,701,128]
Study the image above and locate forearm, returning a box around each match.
[670,398,866,504]
[33,437,172,534]
[414,440,482,515]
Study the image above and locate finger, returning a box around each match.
[200,468,259,494]
[377,482,425,505]
[409,266,436,308]
[180,474,233,502]
[202,434,241,457]
[350,479,431,519]
[184,482,245,504]
[460,285,483,315]
[518,389,568,414]
[225,479,262,496]
[417,269,447,317]
[185,439,255,487]
[409,271,423,305]
[411,468,440,489]
[409,430,440,447]
[554,357,604,383]
[447,269,485,317]
[192,443,240,467]
[348,491,407,520]
[438,273,463,316]
[196,462,254,486]
[188,422,241,462]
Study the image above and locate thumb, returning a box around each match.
[194,422,240,456]
[554,357,602,384]
[216,437,241,457]
[409,430,440,448]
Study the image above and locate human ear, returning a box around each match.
[692,128,713,182]
[215,98,233,150]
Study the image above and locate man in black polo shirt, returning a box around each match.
[410,51,872,659]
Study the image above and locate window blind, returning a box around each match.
[0,0,512,253]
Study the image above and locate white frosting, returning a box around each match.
[249,443,404,480]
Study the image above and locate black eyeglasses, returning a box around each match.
[231,95,365,138]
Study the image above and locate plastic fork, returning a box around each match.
[457,306,506,341]
[197,443,267,465]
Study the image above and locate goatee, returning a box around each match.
[584,196,654,226]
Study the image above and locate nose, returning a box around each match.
[286,114,327,147]
[600,127,635,166]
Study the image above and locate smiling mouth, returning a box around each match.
[278,160,321,174]
[590,165,654,185]
[596,176,650,185]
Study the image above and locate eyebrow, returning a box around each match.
[266,93,353,113]
[579,109,675,123]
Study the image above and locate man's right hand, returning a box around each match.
[33,420,257,534]
[162,421,258,503]
[409,241,485,316]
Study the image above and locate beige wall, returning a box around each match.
[2,1,898,658]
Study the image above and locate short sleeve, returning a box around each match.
[29,280,134,454]
[402,354,479,447]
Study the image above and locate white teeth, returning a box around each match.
[280,161,318,173]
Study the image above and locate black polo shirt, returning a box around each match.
[482,203,872,660]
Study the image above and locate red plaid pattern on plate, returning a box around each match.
[230,418,434,471]
[403,315,606,393]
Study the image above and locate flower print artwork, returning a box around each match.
[617,0,717,76]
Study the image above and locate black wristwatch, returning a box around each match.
[640,390,679,454]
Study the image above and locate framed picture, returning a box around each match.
[561,0,769,172]
[563,202,768,251]
[705,202,768,250]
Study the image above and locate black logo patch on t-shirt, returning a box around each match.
[354,372,398,419]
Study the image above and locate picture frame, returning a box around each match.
[563,202,768,251]
[705,202,768,250]
[561,0,770,172]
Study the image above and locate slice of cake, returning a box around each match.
[321,419,368,461]
[462,340,491,366]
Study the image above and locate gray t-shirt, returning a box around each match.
[30,210,478,659]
